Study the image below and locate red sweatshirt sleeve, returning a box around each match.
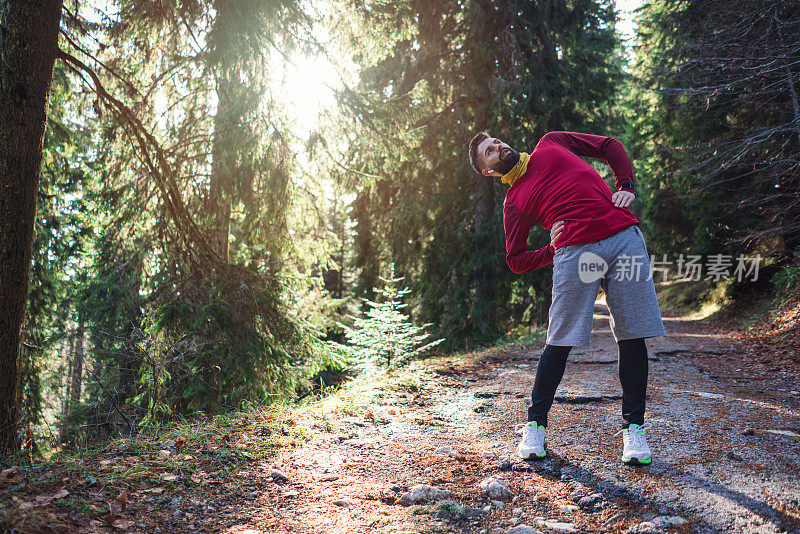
[542,131,636,195]
[504,203,555,274]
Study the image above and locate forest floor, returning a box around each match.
[3,288,800,534]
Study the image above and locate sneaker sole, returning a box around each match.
[621,455,652,465]
[520,451,547,461]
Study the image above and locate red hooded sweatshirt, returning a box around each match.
[503,130,639,274]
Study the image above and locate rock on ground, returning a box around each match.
[624,516,687,533]
[397,484,454,506]
[532,519,577,533]
[506,526,544,534]
[479,477,514,501]
[651,516,687,527]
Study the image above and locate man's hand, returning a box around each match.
[550,220,564,247]
[611,190,636,208]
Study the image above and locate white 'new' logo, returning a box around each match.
[578,252,608,283]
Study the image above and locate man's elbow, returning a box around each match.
[506,255,528,275]
[607,137,627,155]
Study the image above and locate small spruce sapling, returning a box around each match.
[335,266,444,370]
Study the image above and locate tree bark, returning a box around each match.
[207,0,238,264]
[472,104,497,338]
[62,333,75,415]
[775,16,800,149]
[60,332,75,443]
[70,323,83,405]
[473,173,497,338]
[117,249,142,403]
[208,77,232,262]
[354,189,378,302]
[0,0,64,455]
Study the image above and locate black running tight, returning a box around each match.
[527,338,648,429]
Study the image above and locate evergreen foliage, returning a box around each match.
[7,0,798,458]
[335,266,444,370]
[630,0,800,258]
[325,0,626,347]
[23,62,92,436]
[59,0,328,429]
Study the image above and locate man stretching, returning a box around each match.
[468,130,667,465]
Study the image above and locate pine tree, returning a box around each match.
[0,0,63,454]
[61,0,326,419]
[631,0,800,257]
[327,0,626,347]
[337,266,443,371]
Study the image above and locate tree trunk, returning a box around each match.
[354,189,379,302]
[204,25,235,409]
[62,334,75,415]
[0,0,64,455]
[118,248,143,403]
[775,15,800,149]
[60,333,75,443]
[472,105,497,339]
[473,173,497,338]
[70,323,84,405]
[208,77,232,262]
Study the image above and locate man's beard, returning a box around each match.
[491,147,520,175]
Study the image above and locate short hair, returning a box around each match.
[469,131,490,174]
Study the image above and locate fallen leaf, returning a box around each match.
[99,459,113,470]
[1,467,20,482]
[109,491,128,513]
[241,451,255,459]
[142,487,165,493]
[387,409,396,415]
[112,518,135,529]
[175,435,187,447]
[35,495,53,505]
[161,473,178,481]
[52,488,70,500]
[158,449,172,459]
[161,438,176,449]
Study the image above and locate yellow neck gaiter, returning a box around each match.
[500,152,531,186]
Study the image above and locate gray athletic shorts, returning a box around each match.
[547,224,667,347]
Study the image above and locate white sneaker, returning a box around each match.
[515,421,546,460]
[615,422,653,465]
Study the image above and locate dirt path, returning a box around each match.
[215,302,800,534]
